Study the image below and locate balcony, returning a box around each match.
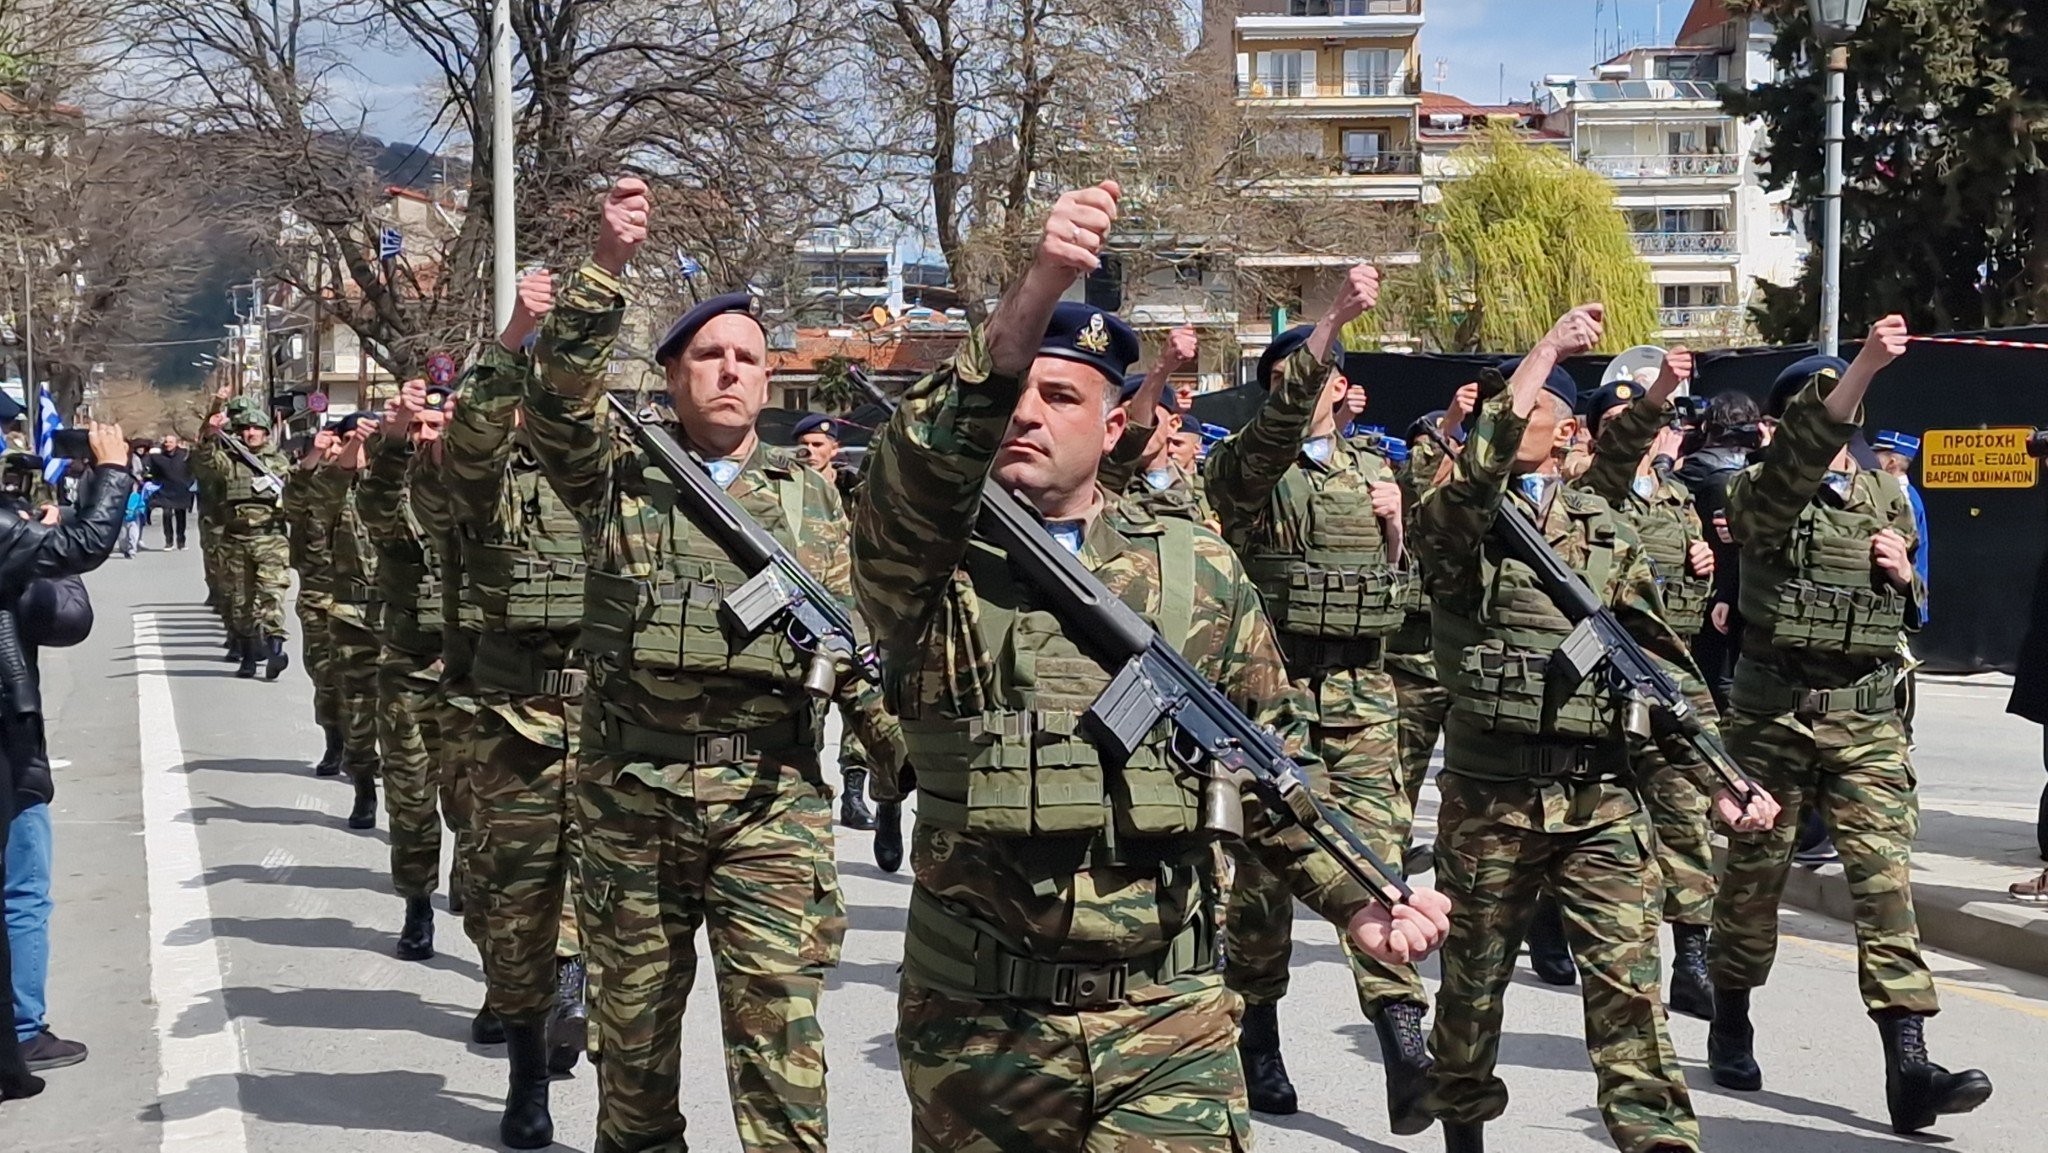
[1334,150,1420,176]
[1657,306,1744,332]
[1632,231,1736,257]
[1238,74,1411,100]
[1238,0,1424,40]
[1585,153,1740,180]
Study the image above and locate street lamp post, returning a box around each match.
[1810,0,1868,358]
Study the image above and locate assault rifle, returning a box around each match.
[215,432,284,498]
[976,480,1412,909]
[606,395,877,696]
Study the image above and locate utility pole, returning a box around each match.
[491,0,516,332]
[1818,44,1847,357]
[20,256,32,411]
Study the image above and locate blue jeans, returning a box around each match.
[5,801,51,1043]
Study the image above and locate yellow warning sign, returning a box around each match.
[1921,428,2039,489]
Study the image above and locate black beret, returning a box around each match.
[1498,357,1579,412]
[1408,409,1467,446]
[423,384,454,411]
[1120,373,1181,415]
[1037,302,1139,389]
[332,411,371,436]
[1767,354,1848,418]
[1255,326,1315,390]
[655,292,761,366]
[791,413,839,440]
[1583,378,1648,432]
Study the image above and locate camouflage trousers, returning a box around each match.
[1225,718,1425,1014]
[201,518,226,617]
[1426,772,1700,1153]
[577,761,844,1153]
[295,588,339,728]
[437,692,491,953]
[1709,700,1936,1016]
[222,530,290,639]
[1389,662,1448,812]
[376,644,449,898]
[327,615,382,783]
[1637,750,1715,926]
[471,702,582,1023]
[897,973,1250,1153]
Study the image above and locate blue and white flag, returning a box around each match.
[35,385,66,484]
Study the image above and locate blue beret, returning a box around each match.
[1119,373,1181,415]
[791,413,839,440]
[1255,326,1315,390]
[655,292,760,366]
[1768,354,1848,417]
[1497,357,1579,412]
[1583,378,1649,432]
[1875,430,1922,459]
[1038,302,1139,389]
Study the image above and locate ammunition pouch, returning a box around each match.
[471,632,585,699]
[1246,556,1404,640]
[579,568,805,684]
[1740,481,1909,658]
[465,541,588,634]
[1446,635,1618,743]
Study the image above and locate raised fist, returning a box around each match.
[1161,326,1198,373]
[1860,314,1911,367]
[1656,346,1694,395]
[1543,304,1606,358]
[1327,264,1382,328]
[1036,182,1121,276]
[516,269,555,321]
[595,176,652,274]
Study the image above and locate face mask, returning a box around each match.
[1144,467,1176,491]
[1047,521,1085,556]
[1303,436,1335,465]
[1822,470,1853,503]
[1517,473,1560,514]
[707,459,741,489]
[1632,475,1658,500]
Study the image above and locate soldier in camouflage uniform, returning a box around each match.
[444,271,594,1143]
[520,177,903,1153]
[1098,326,1217,532]
[1707,318,1993,1134]
[285,428,346,774]
[1563,354,1720,1021]
[792,412,883,835]
[195,386,293,679]
[1199,270,1434,1132]
[196,438,232,644]
[305,413,386,834]
[1413,305,1775,1153]
[853,181,1449,1153]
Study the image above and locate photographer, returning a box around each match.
[1678,390,1766,710]
[0,422,132,1104]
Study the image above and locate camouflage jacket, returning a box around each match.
[520,261,900,802]
[1388,429,1455,670]
[358,437,443,657]
[193,434,290,537]
[1099,422,1216,527]
[1205,341,1400,727]
[852,331,1377,961]
[1728,372,1924,689]
[303,465,378,617]
[1415,384,1712,825]
[282,465,335,596]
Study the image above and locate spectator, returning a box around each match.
[119,485,146,559]
[1677,389,1765,710]
[146,434,195,551]
[0,422,131,1103]
[2006,506,2048,902]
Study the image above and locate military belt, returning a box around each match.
[1514,741,1603,781]
[902,889,1214,1010]
[1275,632,1385,674]
[594,712,814,766]
[1731,660,1897,718]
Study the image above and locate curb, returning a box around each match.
[1776,862,2048,981]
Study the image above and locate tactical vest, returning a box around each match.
[1630,487,1709,637]
[466,461,588,696]
[895,519,1203,843]
[1738,471,1907,659]
[1241,456,1404,642]
[220,450,287,534]
[577,460,813,688]
[330,485,378,605]
[1438,491,1625,755]
[375,507,441,655]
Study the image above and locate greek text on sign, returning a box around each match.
[1921,428,2039,489]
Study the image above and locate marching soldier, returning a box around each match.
[1389,391,1474,830]
[1412,305,1776,1153]
[1099,325,1216,529]
[285,427,345,774]
[792,412,882,833]
[520,176,900,1153]
[1707,318,1993,1134]
[1202,274,1434,1132]
[852,180,1449,1151]
[307,414,386,833]
[196,387,292,679]
[443,271,593,1146]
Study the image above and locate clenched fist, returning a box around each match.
[1542,305,1605,358]
[1858,314,1911,369]
[595,177,651,275]
[1160,325,1198,373]
[1035,182,1121,276]
[1326,264,1381,329]
[1348,887,1452,965]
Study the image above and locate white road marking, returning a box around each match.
[136,612,251,1152]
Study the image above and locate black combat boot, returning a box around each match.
[1708,986,1762,1091]
[1876,1012,1992,1134]
[1524,895,1575,986]
[314,725,343,777]
[1372,1000,1434,1135]
[235,636,261,679]
[1442,1121,1483,1152]
[1667,923,1714,1021]
[839,768,877,830]
[472,1004,506,1046]
[2035,780,2047,861]
[873,801,904,874]
[1237,1000,1298,1115]
[547,957,589,1075]
[347,775,379,831]
[448,858,468,915]
[500,1020,556,1149]
[265,635,290,680]
[223,631,241,661]
[396,895,435,961]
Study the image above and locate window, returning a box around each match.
[1255,51,1312,98]
[1290,0,1410,13]
[1662,285,1727,308]
[1256,124,1324,159]
[1173,259,1207,287]
[1342,129,1388,173]
[1343,49,1397,96]
[1667,126,1727,155]
[782,386,811,412]
[1655,54,1721,82]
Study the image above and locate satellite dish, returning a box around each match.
[1601,345,1667,387]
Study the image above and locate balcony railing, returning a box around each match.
[1585,153,1741,179]
[1339,72,1404,97]
[1334,151,1420,176]
[1285,0,1421,14]
[1633,231,1736,256]
[1657,306,1744,330]
[1239,74,1409,99]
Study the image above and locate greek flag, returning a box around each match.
[36,386,66,484]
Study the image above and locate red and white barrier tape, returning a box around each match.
[1907,335,2048,351]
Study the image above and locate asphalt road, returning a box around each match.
[7,542,2046,1152]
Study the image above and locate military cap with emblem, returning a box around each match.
[423,383,454,411]
[1120,373,1181,415]
[330,410,374,437]
[1038,301,1139,387]
[654,291,760,366]
[1254,325,1315,391]
[1875,430,1922,461]
[791,413,840,441]
[1767,354,1848,418]
[1496,356,1580,412]
[1582,378,1645,433]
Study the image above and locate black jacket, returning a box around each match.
[2,464,128,808]
[147,448,196,510]
[1678,445,1751,608]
